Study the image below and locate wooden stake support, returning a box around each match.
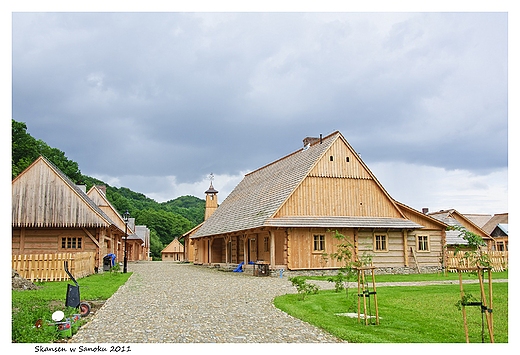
[355,265,379,325]
[453,266,494,343]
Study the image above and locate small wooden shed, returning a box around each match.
[161,238,185,261]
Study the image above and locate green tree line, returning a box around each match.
[12,119,205,259]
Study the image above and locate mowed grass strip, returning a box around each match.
[273,282,508,343]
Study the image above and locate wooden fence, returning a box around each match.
[446,251,508,272]
[12,252,96,282]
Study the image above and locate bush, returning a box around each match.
[289,276,320,300]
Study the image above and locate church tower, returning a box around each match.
[204,176,218,220]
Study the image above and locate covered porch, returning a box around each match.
[190,228,287,271]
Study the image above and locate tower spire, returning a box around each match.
[204,173,218,220]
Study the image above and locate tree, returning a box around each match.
[12,119,82,182]
[135,209,193,246]
[149,229,164,260]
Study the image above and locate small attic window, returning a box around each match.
[346,157,350,162]
[329,155,334,161]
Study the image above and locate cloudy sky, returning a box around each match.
[9,5,511,215]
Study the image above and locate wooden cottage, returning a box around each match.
[161,238,185,261]
[12,156,132,271]
[186,131,448,273]
[482,213,508,251]
[428,209,494,251]
[133,225,151,260]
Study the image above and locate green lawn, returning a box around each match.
[274,280,508,343]
[12,271,132,343]
[303,270,508,283]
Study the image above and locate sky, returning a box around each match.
[7,3,513,216]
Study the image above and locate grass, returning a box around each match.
[274,274,508,343]
[12,271,132,343]
[303,270,508,283]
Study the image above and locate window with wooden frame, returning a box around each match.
[313,235,325,252]
[417,235,430,252]
[374,233,388,252]
[263,236,270,252]
[61,237,82,250]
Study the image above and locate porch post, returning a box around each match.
[224,236,230,264]
[269,230,275,266]
[243,235,248,265]
[208,238,212,264]
[403,229,409,267]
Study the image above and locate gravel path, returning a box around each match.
[71,262,343,343]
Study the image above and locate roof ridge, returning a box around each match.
[245,131,340,177]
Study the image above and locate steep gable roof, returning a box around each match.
[428,209,492,245]
[87,185,132,234]
[161,238,184,253]
[192,131,422,238]
[481,213,508,235]
[463,213,493,228]
[12,156,113,228]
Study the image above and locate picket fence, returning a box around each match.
[12,252,96,282]
[446,250,508,272]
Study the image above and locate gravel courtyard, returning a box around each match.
[71,262,343,343]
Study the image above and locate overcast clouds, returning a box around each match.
[11,10,509,214]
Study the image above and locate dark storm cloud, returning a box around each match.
[12,12,508,208]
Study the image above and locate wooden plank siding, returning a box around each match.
[275,138,403,218]
[287,228,348,270]
[309,138,372,179]
[12,159,110,228]
[12,227,101,255]
[276,176,403,218]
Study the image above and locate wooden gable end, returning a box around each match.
[396,202,447,230]
[162,239,184,253]
[450,211,490,238]
[275,136,403,218]
[12,157,111,228]
[87,186,128,234]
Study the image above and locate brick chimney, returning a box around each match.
[303,134,322,147]
[96,185,107,195]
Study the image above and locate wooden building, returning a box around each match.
[161,238,185,261]
[12,156,134,271]
[186,131,448,273]
[428,209,495,251]
[133,225,151,260]
[482,213,508,251]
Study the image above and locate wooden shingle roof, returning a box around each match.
[192,132,339,238]
[12,156,114,228]
[192,131,422,238]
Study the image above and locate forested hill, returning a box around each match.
[12,119,205,259]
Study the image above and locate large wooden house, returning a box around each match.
[12,156,136,271]
[186,131,448,273]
